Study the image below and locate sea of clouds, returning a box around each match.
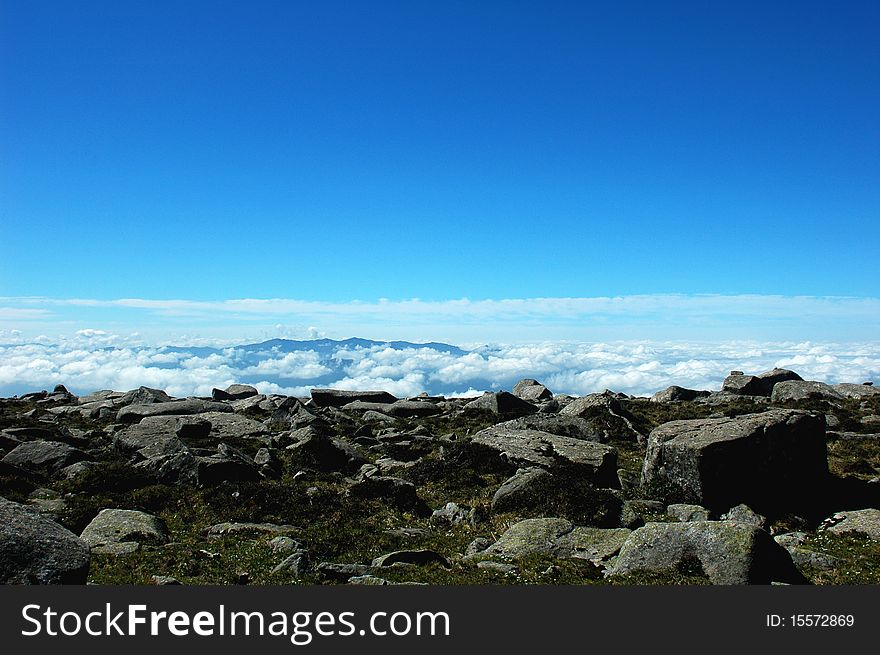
[1,330,878,399]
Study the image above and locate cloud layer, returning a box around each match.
[1,333,877,399]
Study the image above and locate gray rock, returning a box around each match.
[372,550,449,568]
[463,391,538,417]
[667,503,711,522]
[651,386,710,403]
[474,518,630,563]
[493,414,605,442]
[786,547,841,570]
[723,368,803,397]
[195,412,267,439]
[80,509,169,551]
[491,467,552,512]
[610,521,805,584]
[770,381,844,403]
[642,410,827,513]
[348,575,389,585]
[0,497,90,584]
[316,562,374,582]
[512,379,553,402]
[831,383,880,399]
[822,509,880,540]
[477,561,517,574]
[431,502,472,525]
[722,504,767,528]
[2,440,88,475]
[465,537,493,556]
[268,536,303,555]
[212,384,259,401]
[773,532,809,548]
[470,426,619,487]
[119,387,173,406]
[117,399,232,423]
[272,550,310,576]
[558,391,642,442]
[310,389,397,408]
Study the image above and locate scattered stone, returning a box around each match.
[348,575,389,585]
[477,561,517,574]
[268,536,303,555]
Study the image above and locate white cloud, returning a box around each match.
[0,337,877,399]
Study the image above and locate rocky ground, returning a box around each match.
[1,369,879,585]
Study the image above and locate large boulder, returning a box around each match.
[723,368,803,397]
[2,440,88,475]
[642,410,827,514]
[463,391,538,417]
[609,520,805,584]
[471,426,619,487]
[770,381,844,403]
[117,399,232,423]
[0,497,90,584]
[512,379,553,402]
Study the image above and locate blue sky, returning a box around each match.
[0,1,878,342]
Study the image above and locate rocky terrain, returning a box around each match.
[1,369,879,585]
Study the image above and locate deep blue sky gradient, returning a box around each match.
[1,0,878,300]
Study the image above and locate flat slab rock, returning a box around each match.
[0,497,90,584]
[471,518,631,563]
[117,399,232,422]
[470,426,619,487]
